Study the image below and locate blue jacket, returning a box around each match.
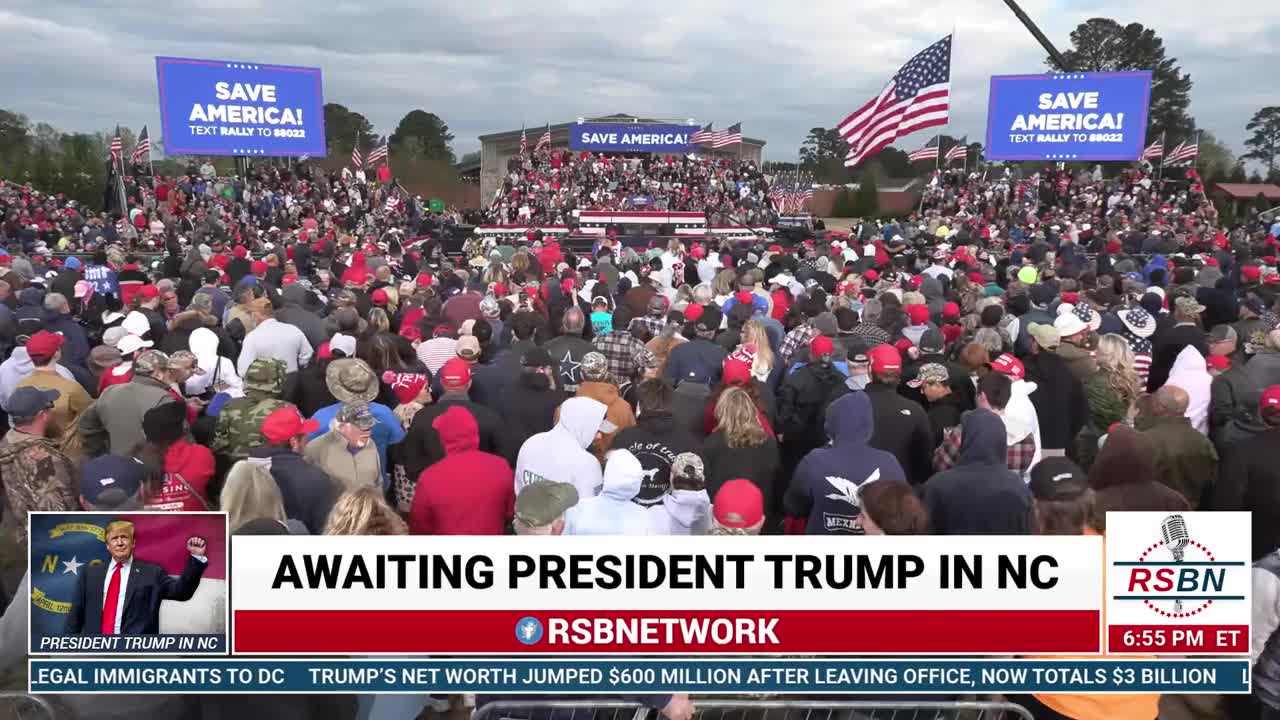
[307,402,406,486]
[785,391,905,534]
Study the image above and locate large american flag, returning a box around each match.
[108,126,123,165]
[768,175,789,211]
[534,124,551,153]
[131,126,151,165]
[691,123,715,145]
[788,181,814,213]
[693,123,742,148]
[945,142,967,162]
[366,137,389,165]
[839,35,952,168]
[1142,137,1163,160]
[1166,134,1200,164]
[908,145,939,162]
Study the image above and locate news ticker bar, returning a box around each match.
[29,658,1250,694]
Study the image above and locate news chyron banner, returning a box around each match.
[231,535,1103,655]
[28,512,229,655]
[1106,512,1251,655]
[984,71,1152,161]
[569,123,698,153]
[155,56,326,157]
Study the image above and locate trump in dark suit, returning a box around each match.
[64,520,208,635]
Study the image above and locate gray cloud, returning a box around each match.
[1,1,1274,163]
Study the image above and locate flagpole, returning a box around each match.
[1157,132,1167,183]
[1193,130,1202,173]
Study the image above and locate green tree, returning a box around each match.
[799,127,852,183]
[390,110,455,165]
[457,150,480,167]
[1243,106,1280,175]
[324,103,375,158]
[1196,130,1235,183]
[863,147,914,178]
[1226,161,1248,183]
[853,174,880,217]
[1052,18,1195,141]
[0,109,31,169]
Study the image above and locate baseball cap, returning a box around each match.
[907,363,949,388]
[456,336,481,361]
[868,344,902,374]
[251,260,269,275]
[515,481,579,528]
[132,349,169,376]
[722,356,753,386]
[1206,354,1231,371]
[6,386,58,418]
[1262,385,1280,413]
[336,402,376,429]
[810,335,835,361]
[812,312,839,336]
[683,304,705,323]
[670,452,705,490]
[329,333,357,358]
[1208,324,1238,344]
[1029,457,1089,502]
[1242,295,1268,317]
[440,358,472,388]
[918,328,945,355]
[1053,311,1088,339]
[580,351,611,382]
[942,302,960,319]
[1175,296,1205,315]
[80,455,146,508]
[522,347,554,368]
[261,406,320,444]
[25,330,64,360]
[1028,322,1061,349]
[138,285,160,300]
[121,311,151,337]
[906,304,930,325]
[695,305,722,332]
[712,479,765,529]
[371,288,389,306]
[1242,265,1262,283]
[990,353,1025,381]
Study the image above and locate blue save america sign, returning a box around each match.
[156,56,327,157]
[984,72,1152,161]
[570,123,696,153]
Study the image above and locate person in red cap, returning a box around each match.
[409,405,515,536]
[401,358,503,484]
[861,344,932,485]
[134,285,168,344]
[227,245,253,287]
[707,479,765,535]
[250,406,334,534]
[15,331,91,461]
[1216,385,1280,557]
[776,335,850,472]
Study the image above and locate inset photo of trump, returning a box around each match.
[28,508,228,655]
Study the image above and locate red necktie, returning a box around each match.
[101,563,123,634]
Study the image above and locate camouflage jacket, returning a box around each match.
[212,396,293,461]
[0,429,78,551]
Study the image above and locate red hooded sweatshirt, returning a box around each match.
[409,406,514,535]
[143,440,216,512]
[340,252,369,286]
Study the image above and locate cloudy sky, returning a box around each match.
[2,0,1275,162]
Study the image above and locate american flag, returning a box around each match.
[131,126,151,165]
[945,142,967,163]
[108,126,123,165]
[788,182,814,213]
[691,123,715,145]
[708,122,743,149]
[908,145,939,162]
[1142,137,1163,160]
[519,126,528,157]
[366,137,389,165]
[839,35,952,168]
[768,175,790,211]
[1166,134,1200,164]
[384,184,403,213]
[535,124,551,153]
[351,133,364,168]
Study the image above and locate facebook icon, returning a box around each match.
[515,616,544,645]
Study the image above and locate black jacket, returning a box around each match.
[776,361,848,466]
[1023,351,1087,453]
[65,555,206,634]
[249,446,338,535]
[1214,427,1280,559]
[863,382,934,486]
[703,430,780,520]
[402,394,503,482]
[276,286,328,351]
[924,391,968,449]
[286,358,340,418]
[612,410,704,508]
[1149,323,1208,392]
[924,409,1033,534]
[498,373,568,464]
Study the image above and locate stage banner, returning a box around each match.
[156,56,326,157]
[230,535,1103,655]
[984,71,1152,161]
[569,123,696,152]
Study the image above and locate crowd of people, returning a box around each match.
[485,150,778,228]
[0,152,1278,720]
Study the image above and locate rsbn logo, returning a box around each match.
[1113,514,1245,619]
[515,617,544,645]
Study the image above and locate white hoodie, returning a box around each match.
[1003,378,1042,479]
[563,450,653,536]
[514,396,607,500]
[1166,345,1211,435]
[185,327,243,397]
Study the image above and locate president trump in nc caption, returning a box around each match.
[63,520,208,635]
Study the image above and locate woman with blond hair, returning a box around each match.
[221,459,287,533]
[1076,333,1141,469]
[701,386,780,527]
[740,320,778,386]
[711,269,737,308]
[324,485,408,536]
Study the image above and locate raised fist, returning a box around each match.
[187,536,208,558]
